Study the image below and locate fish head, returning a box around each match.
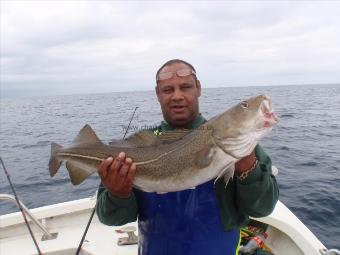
[211,94,279,139]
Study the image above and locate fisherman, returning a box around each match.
[96,59,279,255]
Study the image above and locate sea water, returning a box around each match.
[0,84,339,249]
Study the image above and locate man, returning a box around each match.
[96,59,279,255]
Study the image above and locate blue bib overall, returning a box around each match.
[134,181,240,255]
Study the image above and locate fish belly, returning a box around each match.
[133,147,235,192]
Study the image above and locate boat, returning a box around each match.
[1,192,339,255]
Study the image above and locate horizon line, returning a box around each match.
[1,82,339,101]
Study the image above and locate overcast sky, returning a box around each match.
[1,1,340,98]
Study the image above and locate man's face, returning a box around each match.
[155,63,201,128]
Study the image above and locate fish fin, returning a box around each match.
[213,163,235,186]
[109,129,193,147]
[223,164,235,188]
[72,124,102,146]
[194,145,216,168]
[122,131,162,147]
[65,160,96,185]
[49,142,63,177]
[108,139,120,146]
[158,129,191,143]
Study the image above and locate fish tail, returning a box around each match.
[49,142,63,177]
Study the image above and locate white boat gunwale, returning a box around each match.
[2,194,335,255]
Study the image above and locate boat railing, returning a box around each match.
[0,193,57,240]
[321,249,340,255]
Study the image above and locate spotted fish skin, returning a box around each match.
[49,95,278,192]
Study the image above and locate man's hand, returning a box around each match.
[98,152,136,198]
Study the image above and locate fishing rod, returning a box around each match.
[75,106,139,255]
[0,157,43,255]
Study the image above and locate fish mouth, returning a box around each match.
[260,98,279,127]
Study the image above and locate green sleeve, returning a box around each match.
[236,144,279,217]
[215,144,279,230]
[96,183,138,226]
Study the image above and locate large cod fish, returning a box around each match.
[49,95,278,192]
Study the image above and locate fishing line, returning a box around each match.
[0,157,43,255]
[75,106,139,255]
[122,106,139,139]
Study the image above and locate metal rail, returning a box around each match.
[321,249,340,255]
[0,194,56,240]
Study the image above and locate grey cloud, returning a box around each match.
[1,1,340,98]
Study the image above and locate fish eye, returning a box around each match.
[241,101,249,109]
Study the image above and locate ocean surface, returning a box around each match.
[0,84,339,249]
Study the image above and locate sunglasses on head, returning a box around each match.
[157,68,196,82]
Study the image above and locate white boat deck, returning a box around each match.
[0,197,329,255]
[0,197,137,255]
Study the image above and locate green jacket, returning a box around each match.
[96,115,279,230]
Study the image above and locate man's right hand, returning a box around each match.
[98,152,136,198]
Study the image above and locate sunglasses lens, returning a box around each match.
[158,72,173,81]
[177,68,192,77]
[157,68,196,81]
